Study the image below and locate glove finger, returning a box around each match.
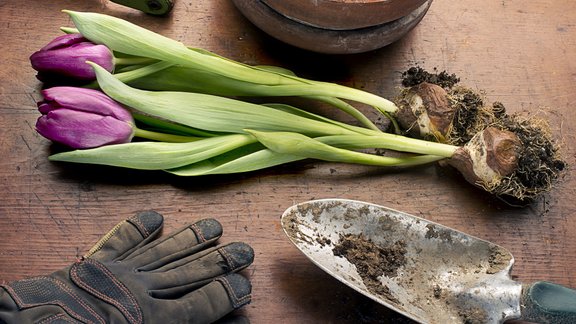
[121,218,222,266]
[150,273,251,323]
[145,242,254,296]
[86,210,163,262]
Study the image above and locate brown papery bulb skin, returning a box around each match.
[483,127,522,176]
[448,127,522,189]
[396,82,454,141]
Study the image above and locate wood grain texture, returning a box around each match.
[1,0,575,323]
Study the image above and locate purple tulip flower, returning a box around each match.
[36,87,134,149]
[30,34,114,83]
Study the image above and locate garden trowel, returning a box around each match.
[281,199,576,323]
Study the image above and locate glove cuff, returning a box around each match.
[1,258,144,324]
[1,276,105,324]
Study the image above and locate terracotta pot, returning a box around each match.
[261,0,429,30]
[232,0,433,54]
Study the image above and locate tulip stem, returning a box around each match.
[114,57,157,66]
[113,61,175,83]
[133,127,200,143]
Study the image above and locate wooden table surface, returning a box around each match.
[1,0,575,323]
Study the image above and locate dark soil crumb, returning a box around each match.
[316,236,332,247]
[283,209,314,245]
[424,224,454,243]
[433,285,442,299]
[401,66,460,89]
[486,245,511,274]
[378,285,401,305]
[332,233,407,302]
[458,306,488,324]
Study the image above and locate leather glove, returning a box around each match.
[0,211,254,324]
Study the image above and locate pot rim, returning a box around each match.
[261,0,429,30]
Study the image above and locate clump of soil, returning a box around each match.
[458,306,488,324]
[401,67,460,89]
[316,236,332,247]
[332,233,406,303]
[486,245,511,274]
[396,67,566,202]
[446,87,487,146]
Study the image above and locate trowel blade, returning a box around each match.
[281,199,523,324]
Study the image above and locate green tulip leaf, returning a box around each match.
[167,144,303,176]
[90,63,358,137]
[49,134,255,170]
[247,130,446,167]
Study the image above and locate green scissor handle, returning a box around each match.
[110,0,173,15]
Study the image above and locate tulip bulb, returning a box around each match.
[448,127,521,190]
[396,82,454,142]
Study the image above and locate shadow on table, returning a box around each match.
[273,255,416,323]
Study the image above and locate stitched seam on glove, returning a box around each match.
[217,248,236,271]
[70,259,143,324]
[1,277,105,324]
[216,277,251,309]
[190,223,206,242]
[37,313,78,323]
[128,216,150,237]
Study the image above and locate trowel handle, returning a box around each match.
[520,281,576,323]
[110,0,174,15]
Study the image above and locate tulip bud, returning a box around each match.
[36,87,134,149]
[30,34,114,83]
